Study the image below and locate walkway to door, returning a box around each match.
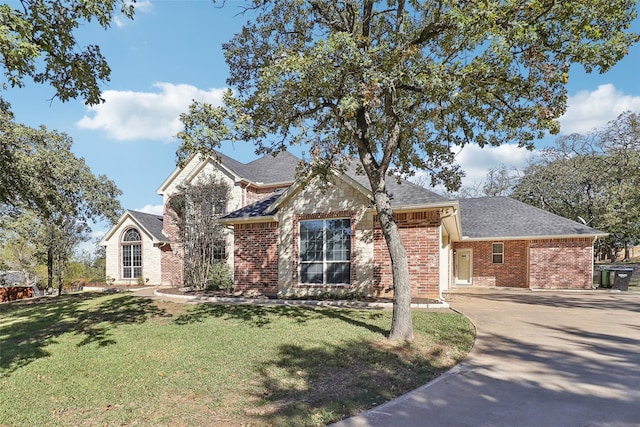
[333,288,640,427]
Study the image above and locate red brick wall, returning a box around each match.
[373,211,441,299]
[233,221,279,296]
[0,287,33,302]
[529,238,594,289]
[161,202,185,287]
[453,237,594,290]
[161,244,183,287]
[453,240,529,288]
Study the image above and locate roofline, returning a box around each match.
[99,210,168,246]
[218,215,277,225]
[237,178,296,188]
[157,153,198,195]
[459,232,608,242]
[367,201,458,213]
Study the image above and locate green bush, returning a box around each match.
[205,262,233,292]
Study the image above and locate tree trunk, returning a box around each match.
[47,245,54,290]
[373,190,414,342]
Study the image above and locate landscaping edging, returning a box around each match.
[153,289,450,309]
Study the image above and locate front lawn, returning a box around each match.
[0,293,474,426]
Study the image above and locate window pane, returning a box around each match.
[123,229,141,242]
[133,267,142,278]
[122,246,131,266]
[326,220,350,261]
[132,245,142,267]
[301,263,323,284]
[493,254,503,264]
[327,262,350,284]
[300,221,323,262]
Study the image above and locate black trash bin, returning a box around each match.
[610,268,633,291]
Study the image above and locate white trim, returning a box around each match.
[459,233,607,242]
[455,248,473,285]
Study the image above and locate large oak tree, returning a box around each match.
[178,0,638,341]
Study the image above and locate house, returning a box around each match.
[100,151,605,299]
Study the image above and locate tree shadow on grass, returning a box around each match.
[0,293,168,376]
[251,339,447,426]
[173,302,387,335]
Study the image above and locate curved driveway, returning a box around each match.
[333,289,640,427]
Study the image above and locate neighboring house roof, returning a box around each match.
[99,210,167,245]
[458,197,607,240]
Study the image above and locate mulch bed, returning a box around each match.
[158,287,439,305]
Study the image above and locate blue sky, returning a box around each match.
[4,0,640,252]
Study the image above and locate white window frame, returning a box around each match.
[122,228,142,279]
[492,242,504,264]
[299,218,351,285]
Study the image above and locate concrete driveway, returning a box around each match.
[333,289,640,427]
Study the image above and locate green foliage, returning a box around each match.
[0,0,135,106]
[205,261,233,291]
[179,1,638,189]
[512,111,640,259]
[172,175,232,289]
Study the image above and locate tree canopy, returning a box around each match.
[513,111,640,260]
[0,0,135,106]
[178,0,638,340]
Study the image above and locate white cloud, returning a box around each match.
[136,204,164,216]
[77,83,226,142]
[560,84,640,134]
[453,143,537,188]
[114,0,153,27]
[411,143,537,192]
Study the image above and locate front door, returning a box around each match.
[456,249,473,285]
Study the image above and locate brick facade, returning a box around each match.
[453,237,594,290]
[373,211,442,299]
[453,240,529,288]
[529,238,594,289]
[233,221,279,296]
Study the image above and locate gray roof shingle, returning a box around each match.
[222,166,449,221]
[128,210,167,241]
[214,150,300,184]
[345,165,447,206]
[458,197,605,239]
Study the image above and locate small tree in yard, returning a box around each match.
[178,1,638,341]
[169,175,232,290]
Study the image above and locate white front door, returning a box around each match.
[456,249,473,285]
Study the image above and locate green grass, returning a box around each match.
[0,293,474,426]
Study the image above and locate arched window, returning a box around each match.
[122,228,142,279]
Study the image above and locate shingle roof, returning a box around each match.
[345,165,447,206]
[214,150,300,184]
[128,210,167,241]
[221,190,283,220]
[221,166,449,222]
[458,197,605,239]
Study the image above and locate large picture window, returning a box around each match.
[300,218,351,285]
[122,228,142,279]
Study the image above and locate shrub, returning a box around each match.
[205,262,233,292]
